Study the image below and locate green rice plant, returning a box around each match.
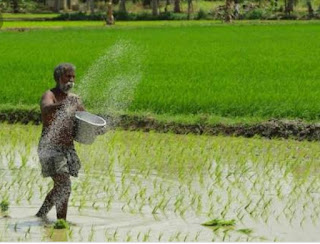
[88,226,95,242]
[157,232,164,242]
[0,200,9,212]
[202,219,236,227]
[194,231,201,241]
[237,228,253,235]
[125,231,132,242]
[142,229,151,242]
[67,228,74,240]
[14,223,18,232]
[3,124,320,241]
[112,229,119,242]
[49,226,55,239]
[25,226,31,238]
[54,219,69,229]
[3,24,320,123]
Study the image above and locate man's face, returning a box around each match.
[59,69,75,94]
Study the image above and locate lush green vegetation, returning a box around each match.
[1,123,320,241]
[2,0,320,21]
[1,22,320,123]
[2,13,60,19]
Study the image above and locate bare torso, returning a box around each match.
[40,87,84,147]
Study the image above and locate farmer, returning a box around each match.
[35,63,84,221]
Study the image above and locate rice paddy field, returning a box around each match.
[1,21,320,123]
[1,123,320,241]
[2,20,320,242]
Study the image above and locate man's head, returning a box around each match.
[54,63,76,94]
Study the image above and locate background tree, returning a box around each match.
[306,0,313,17]
[11,0,19,12]
[119,0,126,12]
[106,0,114,24]
[151,0,158,15]
[284,0,294,15]
[54,0,60,12]
[164,0,170,12]
[87,0,95,14]
[187,0,193,19]
[143,0,150,7]
[225,0,233,22]
[63,0,68,11]
[174,0,181,12]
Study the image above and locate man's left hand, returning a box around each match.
[96,125,107,135]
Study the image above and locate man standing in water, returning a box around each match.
[36,63,84,221]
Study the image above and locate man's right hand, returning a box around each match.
[66,94,80,104]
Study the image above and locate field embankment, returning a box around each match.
[2,108,320,141]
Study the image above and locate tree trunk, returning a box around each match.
[285,0,294,15]
[187,0,193,19]
[12,0,19,13]
[165,0,170,12]
[63,0,68,11]
[174,0,180,13]
[225,0,233,22]
[151,0,158,16]
[234,2,239,18]
[87,0,94,14]
[307,0,313,17]
[54,0,60,12]
[119,0,126,12]
[106,0,114,25]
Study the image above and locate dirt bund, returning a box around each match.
[1,110,320,141]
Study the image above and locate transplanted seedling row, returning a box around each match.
[1,123,320,241]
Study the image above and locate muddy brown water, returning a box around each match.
[1,124,320,241]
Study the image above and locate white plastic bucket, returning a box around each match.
[74,111,106,145]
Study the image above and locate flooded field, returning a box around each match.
[1,123,320,241]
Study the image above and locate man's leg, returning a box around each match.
[36,173,71,220]
[36,178,58,218]
[54,173,71,220]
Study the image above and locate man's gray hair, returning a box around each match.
[53,63,76,82]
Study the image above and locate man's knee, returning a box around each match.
[53,173,71,196]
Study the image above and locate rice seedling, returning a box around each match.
[202,219,236,227]
[237,228,253,235]
[88,226,95,242]
[54,219,69,229]
[142,229,151,242]
[0,200,9,213]
[2,124,320,241]
[67,227,74,240]
[25,226,31,238]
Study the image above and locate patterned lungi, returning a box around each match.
[38,142,81,178]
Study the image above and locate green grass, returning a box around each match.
[1,22,320,123]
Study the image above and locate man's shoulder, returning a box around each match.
[41,89,55,100]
